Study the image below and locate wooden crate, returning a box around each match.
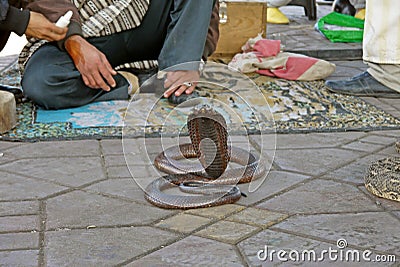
[210,0,267,59]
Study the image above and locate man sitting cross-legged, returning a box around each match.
[20,0,219,109]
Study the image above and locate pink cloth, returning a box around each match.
[229,37,336,81]
[253,39,281,57]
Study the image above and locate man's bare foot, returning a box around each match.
[163,70,200,98]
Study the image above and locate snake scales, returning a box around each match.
[144,105,266,209]
[364,141,400,202]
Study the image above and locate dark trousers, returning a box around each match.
[22,0,214,109]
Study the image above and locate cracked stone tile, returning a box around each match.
[127,236,243,267]
[0,171,68,201]
[322,154,393,185]
[45,227,178,267]
[0,232,38,250]
[237,170,310,206]
[195,220,260,244]
[0,201,39,216]
[273,132,366,149]
[5,140,100,158]
[273,212,400,254]
[155,213,213,234]
[185,204,245,219]
[273,148,363,176]
[392,211,400,220]
[0,250,38,267]
[0,215,39,232]
[256,179,380,215]
[0,157,106,187]
[46,190,174,230]
[85,178,147,204]
[238,229,389,267]
[226,207,288,229]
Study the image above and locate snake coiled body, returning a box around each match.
[145,106,265,209]
[364,141,400,202]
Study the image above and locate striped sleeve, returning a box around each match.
[80,0,149,37]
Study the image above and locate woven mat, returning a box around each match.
[1,62,399,142]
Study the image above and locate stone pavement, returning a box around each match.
[0,4,399,267]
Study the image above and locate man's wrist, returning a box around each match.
[57,21,83,50]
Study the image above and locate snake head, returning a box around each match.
[187,105,230,178]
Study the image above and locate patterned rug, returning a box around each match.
[1,62,399,142]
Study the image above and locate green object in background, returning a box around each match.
[316,12,365,43]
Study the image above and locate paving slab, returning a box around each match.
[0,171,67,201]
[106,165,133,178]
[226,207,288,229]
[273,147,364,176]
[0,215,39,233]
[85,178,145,203]
[273,212,400,254]
[358,186,400,211]
[237,170,311,206]
[45,227,178,267]
[256,179,380,214]
[0,157,106,187]
[195,220,261,244]
[357,135,398,146]
[0,250,38,267]
[184,204,245,219]
[46,190,174,230]
[0,232,38,250]
[275,132,366,149]
[0,201,39,216]
[127,235,244,267]
[4,140,100,158]
[322,154,396,185]
[0,141,19,151]
[237,229,393,266]
[0,149,16,165]
[341,140,388,153]
[371,130,400,138]
[155,213,213,234]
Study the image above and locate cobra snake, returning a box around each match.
[364,141,400,202]
[144,105,266,209]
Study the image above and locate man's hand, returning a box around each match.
[163,70,200,98]
[25,11,67,41]
[65,35,117,91]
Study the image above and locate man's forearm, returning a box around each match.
[26,0,83,49]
